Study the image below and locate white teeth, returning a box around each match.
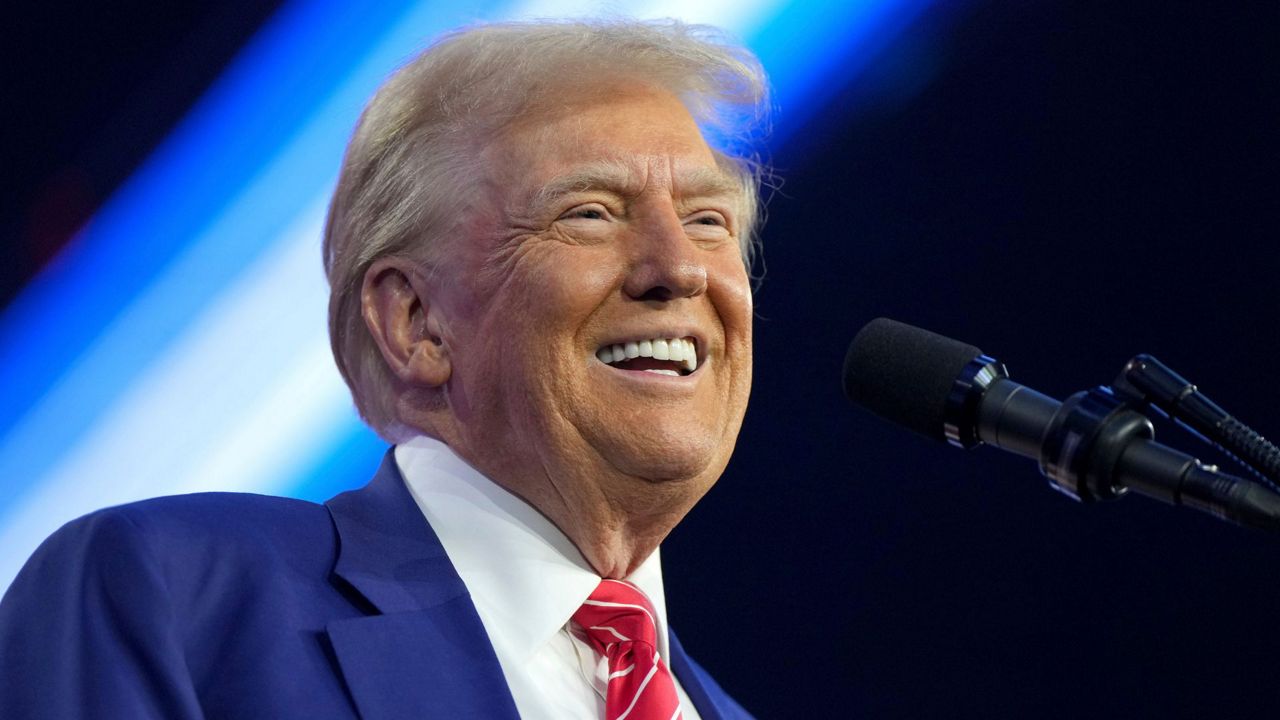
[669,340,685,363]
[644,369,680,376]
[597,336,699,375]
[652,339,670,360]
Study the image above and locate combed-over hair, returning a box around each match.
[323,19,770,438]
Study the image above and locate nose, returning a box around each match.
[622,207,708,302]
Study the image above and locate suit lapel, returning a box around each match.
[324,450,520,720]
[669,628,730,720]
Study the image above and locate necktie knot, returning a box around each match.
[572,579,683,720]
[572,579,660,654]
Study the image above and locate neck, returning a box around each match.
[489,459,703,578]
[405,409,714,579]
[551,490,695,578]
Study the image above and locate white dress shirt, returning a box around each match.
[395,435,701,720]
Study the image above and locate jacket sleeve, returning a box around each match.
[0,508,205,719]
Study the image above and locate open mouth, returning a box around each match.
[595,337,698,377]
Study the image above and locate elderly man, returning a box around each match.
[0,19,765,719]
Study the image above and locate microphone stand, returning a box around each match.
[1113,354,1280,487]
[1034,384,1280,534]
[942,353,1280,533]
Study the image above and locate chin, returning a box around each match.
[600,429,731,484]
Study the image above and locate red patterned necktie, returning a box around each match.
[572,579,683,720]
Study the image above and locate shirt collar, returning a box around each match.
[394,435,672,664]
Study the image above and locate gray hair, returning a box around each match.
[323,19,770,437]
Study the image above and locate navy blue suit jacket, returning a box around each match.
[0,451,751,719]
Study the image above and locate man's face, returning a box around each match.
[432,85,753,510]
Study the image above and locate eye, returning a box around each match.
[559,204,610,221]
[684,211,731,235]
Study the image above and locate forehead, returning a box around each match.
[483,86,731,200]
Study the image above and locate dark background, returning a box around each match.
[670,2,1279,718]
[4,1,1277,718]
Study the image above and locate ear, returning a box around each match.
[361,257,451,388]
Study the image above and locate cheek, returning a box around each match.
[711,259,755,335]
[512,246,624,319]
[476,247,623,410]
[710,259,754,412]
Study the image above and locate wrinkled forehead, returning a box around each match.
[480,86,742,204]
[529,158,743,206]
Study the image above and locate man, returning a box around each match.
[0,19,766,719]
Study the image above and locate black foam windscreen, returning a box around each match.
[843,318,985,442]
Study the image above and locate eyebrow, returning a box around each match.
[530,161,742,212]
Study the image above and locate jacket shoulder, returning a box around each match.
[66,492,330,563]
[102,491,331,545]
[0,493,357,718]
[8,492,339,615]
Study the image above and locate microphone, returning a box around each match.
[842,318,1280,533]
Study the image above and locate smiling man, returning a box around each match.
[0,20,767,720]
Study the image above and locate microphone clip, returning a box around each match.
[1039,386,1145,503]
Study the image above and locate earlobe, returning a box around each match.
[361,258,451,388]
